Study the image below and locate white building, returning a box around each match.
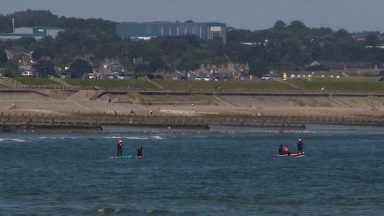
[0,27,64,41]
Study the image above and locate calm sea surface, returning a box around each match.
[0,126,383,215]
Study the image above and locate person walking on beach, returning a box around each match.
[117,139,123,157]
[297,139,304,154]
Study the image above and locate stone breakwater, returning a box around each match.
[1,112,383,131]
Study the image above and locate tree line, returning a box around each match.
[0,10,384,78]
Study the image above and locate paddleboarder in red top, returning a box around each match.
[283,145,290,155]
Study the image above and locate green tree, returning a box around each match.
[365,34,380,46]
[1,60,18,76]
[334,29,351,39]
[34,59,56,77]
[272,20,286,32]
[288,20,307,33]
[150,57,166,72]
[68,59,93,78]
[249,60,268,77]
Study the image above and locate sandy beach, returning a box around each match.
[0,90,383,121]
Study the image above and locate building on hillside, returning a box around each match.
[98,60,125,74]
[116,21,227,43]
[352,34,367,42]
[0,27,64,41]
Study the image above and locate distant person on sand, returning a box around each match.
[137,145,143,158]
[116,139,123,157]
[297,139,304,154]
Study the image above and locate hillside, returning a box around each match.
[1,10,384,80]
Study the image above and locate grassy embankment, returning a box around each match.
[14,77,57,85]
[10,77,384,92]
[65,79,155,89]
[64,79,297,92]
[287,77,383,92]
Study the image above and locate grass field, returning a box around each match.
[14,77,57,85]
[287,77,384,92]
[153,80,296,91]
[11,77,384,92]
[65,79,157,89]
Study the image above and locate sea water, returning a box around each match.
[0,126,383,215]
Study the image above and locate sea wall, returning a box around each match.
[1,112,383,131]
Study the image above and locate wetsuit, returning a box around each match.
[137,146,143,157]
[117,142,123,157]
[278,145,284,155]
[297,141,304,154]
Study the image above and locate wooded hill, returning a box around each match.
[1,10,384,78]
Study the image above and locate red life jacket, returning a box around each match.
[283,146,289,152]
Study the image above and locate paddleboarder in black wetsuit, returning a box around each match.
[117,139,123,157]
[137,145,143,158]
[297,139,304,154]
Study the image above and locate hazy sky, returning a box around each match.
[1,0,383,32]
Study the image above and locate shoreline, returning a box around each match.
[2,122,384,133]
[0,89,383,131]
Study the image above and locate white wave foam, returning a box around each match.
[103,135,165,140]
[11,138,26,142]
[0,138,26,142]
[25,136,91,141]
[125,136,145,140]
[150,135,164,140]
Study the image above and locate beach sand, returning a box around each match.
[0,91,383,119]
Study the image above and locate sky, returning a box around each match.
[0,0,384,32]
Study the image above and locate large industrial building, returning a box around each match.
[0,27,64,41]
[116,21,227,43]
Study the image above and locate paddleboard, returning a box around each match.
[110,155,133,160]
[274,152,305,157]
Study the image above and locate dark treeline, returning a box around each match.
[1,10,384,78]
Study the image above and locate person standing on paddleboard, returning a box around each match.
[137,145,143,158]
[117,139,123,157]
[297,139,304,154]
